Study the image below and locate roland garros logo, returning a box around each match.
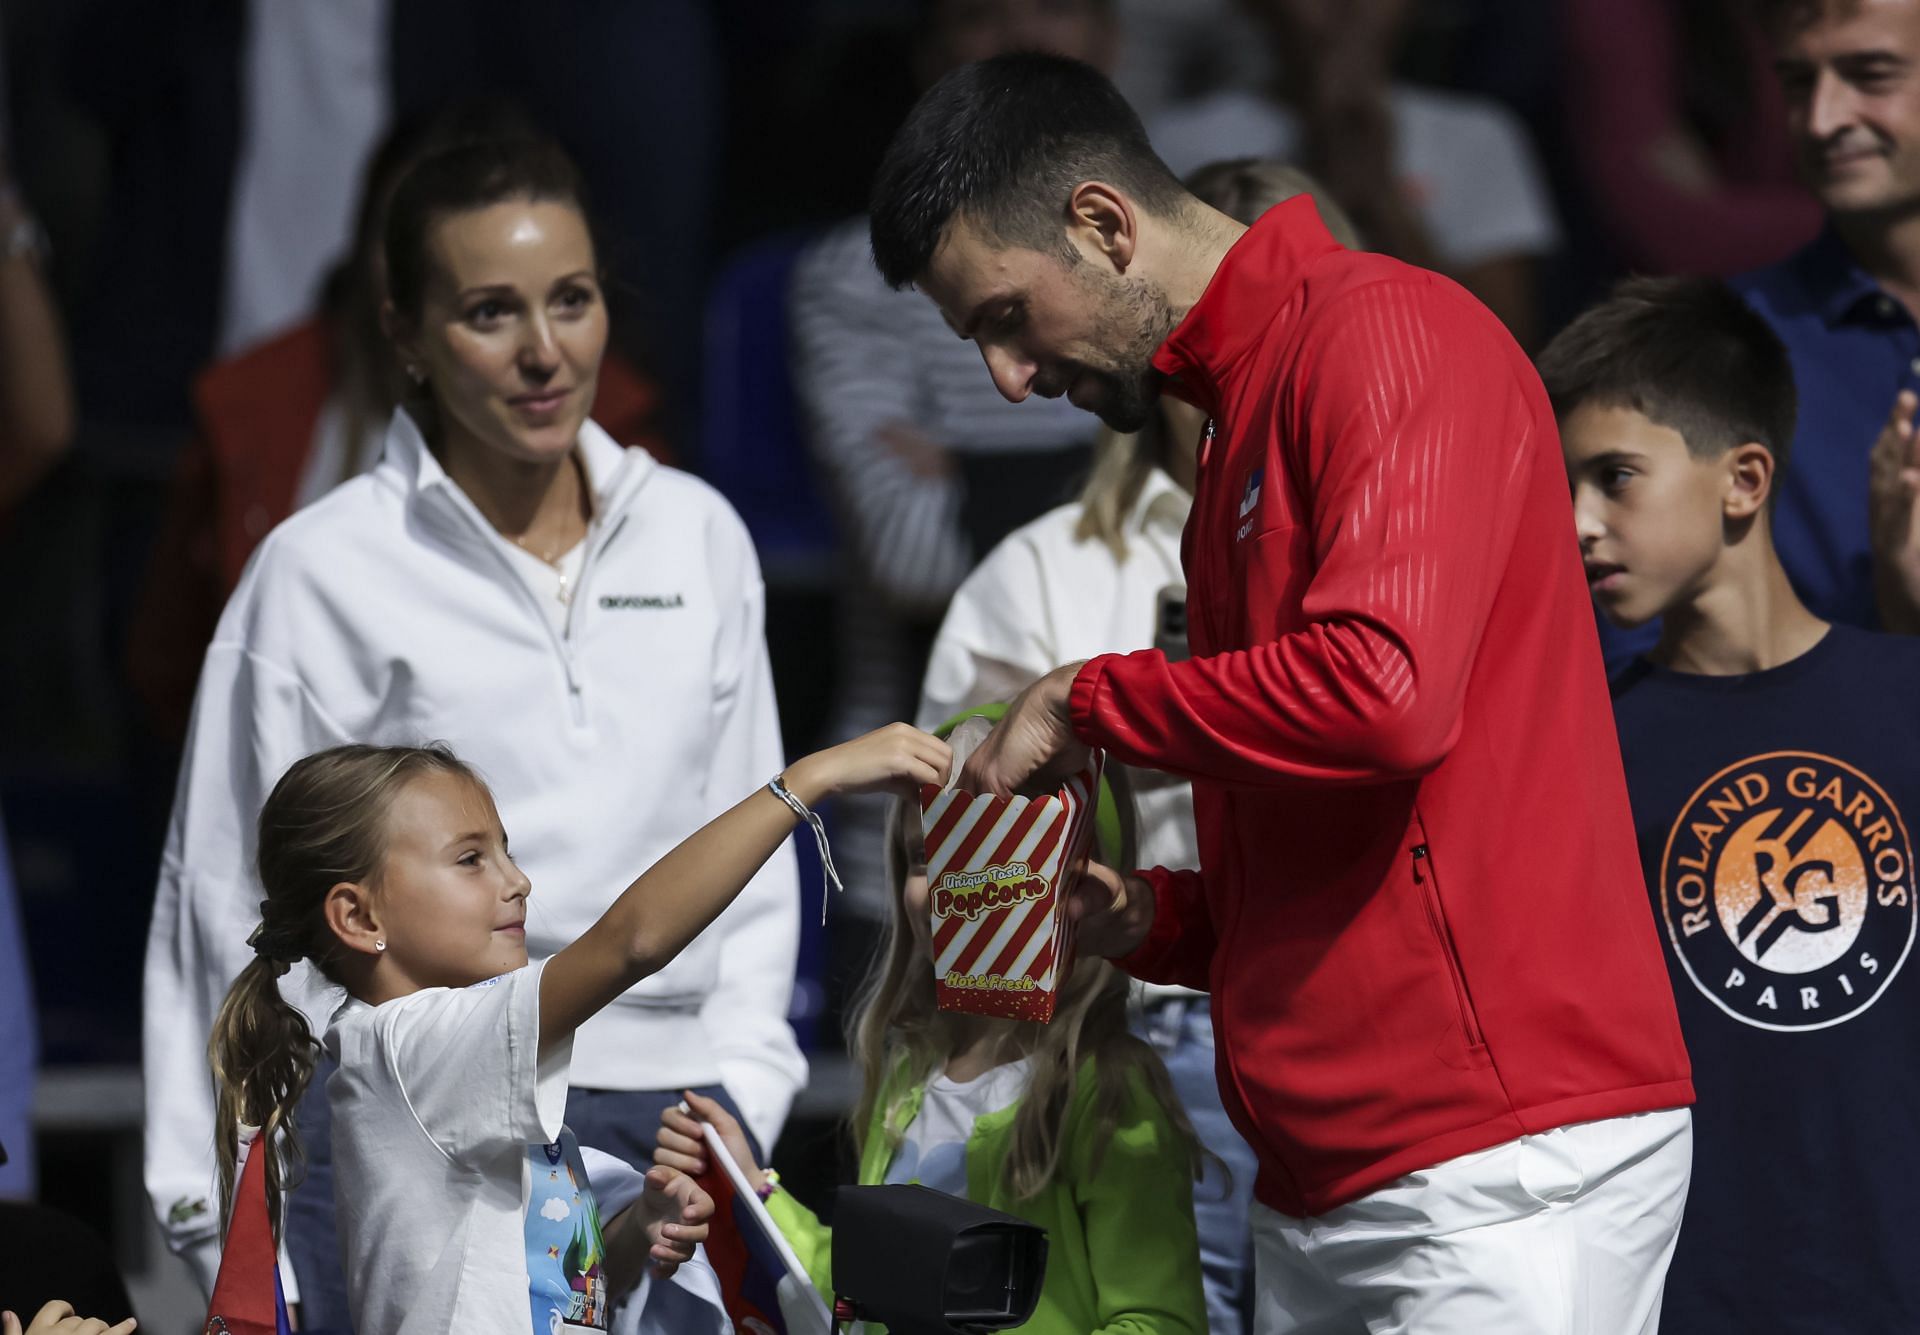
[932,861,1048,923]
[1660,751,1916,1031]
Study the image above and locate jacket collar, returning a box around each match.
[375,407,655,518]
[1150,196,1342,417]
[1792,225,1912,330]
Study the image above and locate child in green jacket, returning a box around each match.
[657,782,1207,1334]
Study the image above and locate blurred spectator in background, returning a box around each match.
[917,158,1361,1335]
[216,0,391,361]
[1147,0,1559,346]
[1108,0,1269,121]
[0,809,36,1201]
[1563,0,1820,278]
[1747,0,1920,634]
[790,0,1118,953]
[124,105,668,746]
[62,0,390,436]
[0,144,75,510]
[1,36,64,1201]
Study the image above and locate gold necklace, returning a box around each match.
[498,455,591,606]
[510,529,578,605]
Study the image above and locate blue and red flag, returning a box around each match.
[203,1129,293,1335]
[694,1123,831,1335]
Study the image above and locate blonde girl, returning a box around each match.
[209,723,948,1335]
[658,750,1207,1334]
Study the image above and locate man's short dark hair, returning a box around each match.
[1536,276,1799,480]
[868,52,1188,289]
[1752,0,1835,36]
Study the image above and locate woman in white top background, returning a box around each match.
[916,159,1360,1335]
[142,133,805,1330]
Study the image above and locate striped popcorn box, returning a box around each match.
[918,751,1106,1022]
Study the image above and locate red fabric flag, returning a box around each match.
[203,1132,292,1335]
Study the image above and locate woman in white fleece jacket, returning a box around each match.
[141,134,804,1329]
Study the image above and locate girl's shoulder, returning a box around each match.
[1058,1039,1189,1161]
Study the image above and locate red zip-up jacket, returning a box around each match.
[1069,198,1693,1217]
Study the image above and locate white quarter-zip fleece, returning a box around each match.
[143,409,805,1278]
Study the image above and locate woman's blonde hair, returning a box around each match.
[1076,158,1363,560]
[848,775,1200,1199]
[208,742,481,1240]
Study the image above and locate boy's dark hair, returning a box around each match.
[868,52,1188,289]
[1536,276,1798,482]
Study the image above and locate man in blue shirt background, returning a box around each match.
[1601,0,1920,665]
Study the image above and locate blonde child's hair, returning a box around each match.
[848,773,1200,1199]
[1077,158,1363,561]
[207,742,481,1239]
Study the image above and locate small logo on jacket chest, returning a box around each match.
[599,593,685,610]
[1659,751,1916,1031]
[1234,468,1264,541]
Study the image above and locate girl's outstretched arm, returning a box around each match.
[540,723,950,1051]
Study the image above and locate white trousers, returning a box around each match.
[1251,1108,1692,1335]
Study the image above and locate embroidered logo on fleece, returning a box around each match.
[599,593,685,610]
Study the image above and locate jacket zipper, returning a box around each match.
[1412,843,1485,1048]
[1194,418,1230,654]
[436,488,595,726]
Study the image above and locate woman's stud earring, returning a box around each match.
[374,940,387,953]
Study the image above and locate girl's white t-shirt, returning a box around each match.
[325,961,598,1334]
[881,1059,1032,1197]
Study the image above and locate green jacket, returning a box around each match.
[765,1055,1205,1335]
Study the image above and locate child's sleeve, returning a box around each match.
[375,961,571,1163]
[762,1188,834,1302]
[1070,1066,1208,1335]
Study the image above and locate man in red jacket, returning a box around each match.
[870,54,1696,1333]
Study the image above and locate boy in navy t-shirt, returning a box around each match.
[1540,277,1920,1333]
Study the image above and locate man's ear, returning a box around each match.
[1724,441,1775,520]
[1066,180,1139,273]
[326,880,386,960]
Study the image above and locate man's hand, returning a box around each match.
[1868,389,1920,633]
[959,661,1090,796]
[1067,862,1156,961]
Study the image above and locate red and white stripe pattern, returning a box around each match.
[918,755,1104,1021]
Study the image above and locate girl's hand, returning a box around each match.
[783,723,952,806]
[638,1165,711,1278]
[656,1090,765,1192]
[3,1302,138,1335]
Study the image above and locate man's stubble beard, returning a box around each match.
[1080,270,1182,434]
